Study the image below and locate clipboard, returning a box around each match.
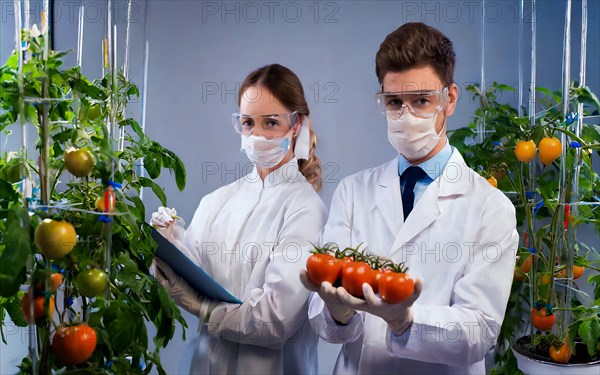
[151,229,242,304]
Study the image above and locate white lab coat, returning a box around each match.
[177,158,327,374]
[309,149,519,375]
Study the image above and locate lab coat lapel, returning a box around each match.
[373,158,405,241]
[389,182,441,256]
[389,149,472,256]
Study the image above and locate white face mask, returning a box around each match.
[241,133,291,168]
[387,111,445,160]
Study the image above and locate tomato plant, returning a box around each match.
[64,147,95,178]
[0,25,188,373]
[77,268,107,298]
[51,324,97,366]
[531,307,555,331]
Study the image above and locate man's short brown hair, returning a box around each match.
[375,22,456,88]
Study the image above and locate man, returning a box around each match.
[300,22,518,374]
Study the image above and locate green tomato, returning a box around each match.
[87,104,101,120]
[64,147,95,178]
[77,269,107,298]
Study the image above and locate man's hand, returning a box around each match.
[337,280,422,335]
[299,269,356,325]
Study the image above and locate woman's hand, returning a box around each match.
[151,206,179,228]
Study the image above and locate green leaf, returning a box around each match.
[578,318,600,357]
[139,177,167,206]
[143,154,161,179]
[4,296,28,327]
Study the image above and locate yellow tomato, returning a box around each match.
[34,219,77,259]
[487,176,498,188]
[64,148,95,178]
[515,140,537,162]
[538,137,562,165]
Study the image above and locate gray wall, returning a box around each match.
[1,1,599,374]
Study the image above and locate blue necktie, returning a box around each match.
[401,166,427,220]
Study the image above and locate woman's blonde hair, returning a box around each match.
[238,64,323,192]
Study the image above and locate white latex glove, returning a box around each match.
[151,206,180,228]
[153,257,217,322]
[337,280,422,335]
[299,269,356,325]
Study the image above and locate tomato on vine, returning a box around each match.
[64,147,95,178]
[515,140,537,162]
[531,305,555,331]
[21,293,54,324]
[34,219,77,259]
[52,323,97,366]
[538,137,562,166]
[548,338,572,364]
[378,263,414,304]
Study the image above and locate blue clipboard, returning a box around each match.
[151,229,242,304]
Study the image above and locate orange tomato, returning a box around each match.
[538,137,562,165]
[515,140,537,162]
[487,176,498,188]
[21,293,55,324]
[35,273,63,292]
[531,307,555,331]
[573,265,585,279]
[539,273,552,285]
[549,340,572,364]
[520,254,533,273]
[514,268,526,282]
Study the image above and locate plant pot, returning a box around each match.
[512,335,600,374]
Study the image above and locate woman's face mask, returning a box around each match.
[240,132,292,168]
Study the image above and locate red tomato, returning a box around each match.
[52,324,97,366]
[378,272,415,304]
[341,261,376,298]
[21,293,54,324]
[531,307,555,331]
[306,253,342,285]
[549,340,572,363]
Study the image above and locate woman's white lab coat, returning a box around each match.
[309,149,519,374]
[179,158,327,374]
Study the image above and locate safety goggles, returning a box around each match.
[375,87,448,119]
[232,111,298,136]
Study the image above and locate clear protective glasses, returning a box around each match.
[375,87,448,120]
[232,111,298,137]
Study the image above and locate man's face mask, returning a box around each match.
[376,88,448,160]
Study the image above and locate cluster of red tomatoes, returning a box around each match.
[305,243,415,304]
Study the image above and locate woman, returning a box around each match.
[152,64,327,374]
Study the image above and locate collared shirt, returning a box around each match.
[398,138,453,205]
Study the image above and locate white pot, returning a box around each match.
[512,337,600,375]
